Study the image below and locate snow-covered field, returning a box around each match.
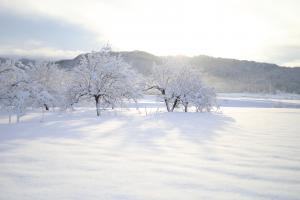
[218,93,300,108]
[0,95,300,200]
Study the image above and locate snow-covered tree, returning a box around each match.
[71,46,142,116]
[27,61,63,110]
[0,59,70,122]
[192,86,217,112]
[172,66,199,112]
[147,59,179,112]
[0,60,31,122]
[148,59,217,112]
[63,74,83,109]
[173,66,217,112]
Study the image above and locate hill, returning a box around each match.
[2,51,300,93]
[57,51,300,93]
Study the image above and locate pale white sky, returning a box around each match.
[0,0,299,66]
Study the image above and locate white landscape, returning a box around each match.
[1,95,300,200]
[1,0,300,199]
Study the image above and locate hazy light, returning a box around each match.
[0,0,299,65]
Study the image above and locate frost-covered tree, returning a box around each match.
[27,61,63,110]
[0,59,70,122]
[0,60,31,122]
[148,59,217,112]
[172,66,199,112]
[173,66,217,112]
[147,59,179,112]
[192,86,217,112]
[63,74,83,109]
[71,46,142,116]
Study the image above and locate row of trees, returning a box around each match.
[0,46,217,122]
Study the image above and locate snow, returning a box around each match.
[0,95,300,200]
[218,93,300,108]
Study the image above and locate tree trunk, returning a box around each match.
[44,104,49,111]
[8,114,11,124]
[170,97,179,112]
[95,96,101,116]
[161,89,170,112]
[164,98,170,112]
[184,103,188,112]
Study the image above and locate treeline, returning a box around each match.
[0,46,217,122]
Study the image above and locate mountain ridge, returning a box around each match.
[1,51,300,93]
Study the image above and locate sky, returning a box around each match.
[0,0,299,66]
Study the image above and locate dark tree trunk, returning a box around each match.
[171,97,179,112]
[164,98,170,112]
[184,103,188,112]
[161,89,170,112]
[95,95,100,116]
[44,104,49,111]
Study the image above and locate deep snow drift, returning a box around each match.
[0,96,300,200]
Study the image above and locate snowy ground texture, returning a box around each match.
[1,94,300,200]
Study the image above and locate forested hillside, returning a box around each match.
[2,50,300,93]
[57,51,300,93]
